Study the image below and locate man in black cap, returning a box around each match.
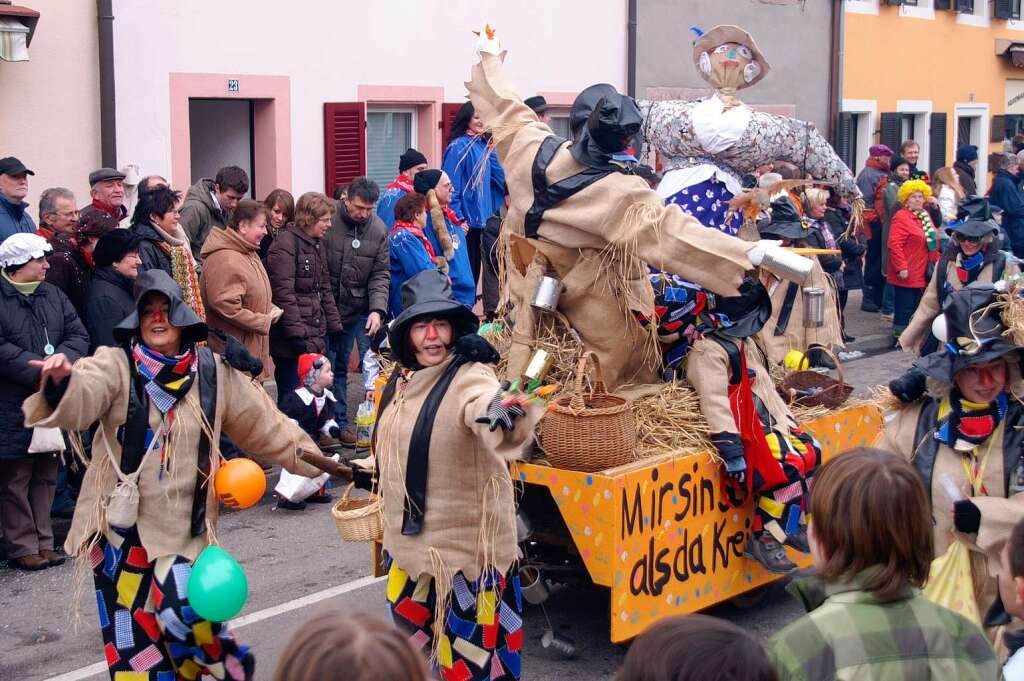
[0,156,37,240]
[376,148,428,228]
[524,95,550,124]
[80,166,128,225]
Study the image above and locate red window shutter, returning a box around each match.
[323,102,366,196]
[440,102,465,149]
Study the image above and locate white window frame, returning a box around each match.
[366,106,418,149]
[841,99,878,171]
[900,0,936,20]
[957,0,991,27]
[896,99,932,172]
[844,0,880,14]
[955,103,991,191]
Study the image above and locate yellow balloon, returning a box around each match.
[784,350,809,371]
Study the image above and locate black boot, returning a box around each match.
[277,498,307,511]
[744,533,797,574]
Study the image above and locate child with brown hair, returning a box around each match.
[990,517,1024,678]
[273,611,428,681]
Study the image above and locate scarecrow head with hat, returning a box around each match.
[758,196,810,243]
[693,25,771,96]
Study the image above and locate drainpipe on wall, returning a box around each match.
[829,0,844,145]
[627,0,637,97]
[97,0,116,168]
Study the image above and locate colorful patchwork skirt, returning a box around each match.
[664,177,741,236]
[753,428,822,544]
[91,527,252,681]
[386,559,524,681]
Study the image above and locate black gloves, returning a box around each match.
[475,382,526,432]
[328,425,341,439]
[289,336,308,355]
[889,367,927,404]
[954,499,982,535]
[711,432,747,485]
[352,466,375,491]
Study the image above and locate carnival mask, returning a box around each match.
[701,42,761,92]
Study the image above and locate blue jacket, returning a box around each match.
[424,211,476,308]
[376,183,409,229]
[387,228,437,319]
[988,169,1024,249]
[442,135,506,229]
[0,193,36,242]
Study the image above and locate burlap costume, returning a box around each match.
[757,261,843,365]
[465,52,757,390]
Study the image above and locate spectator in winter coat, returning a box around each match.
[955,144,979,196]
[324,177,389,444]
[266,192,343,400]
[261,188,294,263]
[35,188,79,241]
[45,211,117,318]
[377,148,428,228]
[857,145,892,313]
[84,229,141,350]
[388,192,438,319]
[79,167,127,224]
[200,200,282,383]
[0,157,36,240]
[876,156,913,317]
[131,186,206,320]
[415,169,476,309]
[179,165,249,263]
[0,233,89,571]
[988,152,1024,258]
[899,139,928,181]
[887,179,940,343]
[442,101,506,286]
[806,188,862,343]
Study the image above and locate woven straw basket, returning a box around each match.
[331,483,383,542]
[779,346,854,409]
[540,352,636,472]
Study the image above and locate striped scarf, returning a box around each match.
[912,208,939,252]
[158,242,206,321]
[935,391,1008,453]
[132,342,198,414]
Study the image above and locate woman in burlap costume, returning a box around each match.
[877,283,1024,624]
[370,270,546,681]
[465,32,805,391]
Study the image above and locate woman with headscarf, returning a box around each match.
[24,269,337,680]
[887,179,941,344]
[365,269,547,680]
[442,101,506,288]
[413,169,476,309]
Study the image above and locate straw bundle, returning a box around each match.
[630,381,715,458]
[996,277,1024,347]
[481,312,586,393]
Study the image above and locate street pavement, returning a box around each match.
[1,289,917,681]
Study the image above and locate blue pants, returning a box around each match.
[327,316,371,430]
[882,283,894,316]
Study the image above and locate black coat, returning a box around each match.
[84,266,135,351]
[132,221,173,277]
[0,277,89,458]
[325,204,389,324]
[279,388,336,439]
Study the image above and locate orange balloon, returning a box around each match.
[214,459,266,510]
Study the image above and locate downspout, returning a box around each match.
[627,0,637,97]
[97,0,116,167]
[829,0,844,146]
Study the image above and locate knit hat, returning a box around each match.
[0,232,51,268]
[956,144,979,164]
[889,155,910,173]
[869,144,895,157]
[399,148,428,173]
[296,352,330,390]
[413,169,443,195]
[94,228,141,267]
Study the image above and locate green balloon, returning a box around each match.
[187,545,248,622]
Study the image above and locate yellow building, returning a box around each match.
[841,0,1024,192]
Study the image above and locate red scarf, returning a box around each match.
[387,175,415,193]
[389,220,437,259]
[442,205,463,227]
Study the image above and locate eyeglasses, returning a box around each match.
[955,234,983,244]
[55,210,80,220]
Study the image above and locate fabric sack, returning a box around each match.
[28,427,65,453]
[275,466,330,503]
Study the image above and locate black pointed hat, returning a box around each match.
[715,277,772,338]
[947,196,1000,239]
[758,196,810,241]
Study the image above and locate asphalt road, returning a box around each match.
[1,293,916,681]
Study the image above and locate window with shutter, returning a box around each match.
[880,113,902,153]
[323,102,366,196]
[934,0,952,8]
[995,0,1014,17]
[440,102,465,150]
[366,109,415,192]
[929,112,947,174]
[992,115,1008,143]
[883,0,904,5]
[955,0,974,12]
[836,112,855,170]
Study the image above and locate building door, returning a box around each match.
[955,103,991,191]
[189,98,255,197]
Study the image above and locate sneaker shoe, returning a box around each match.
[861,301,880,313]
[10,554,49,571]
[277,498,307,511]
[39,549,67,566]
[339,430,358,448]
[306,492,334,504]
[744,535,797,574]
[784,527,810,554]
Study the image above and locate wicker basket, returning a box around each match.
[540,352,636,472]
[331,483,383,542]
[779,346,854,409]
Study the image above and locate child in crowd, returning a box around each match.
[991,517,1024,679]
[273,611,428,681]
[616,614,778,681]
[276,353,340,509]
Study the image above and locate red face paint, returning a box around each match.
[422,320,440,340]
[148,308,167,324]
